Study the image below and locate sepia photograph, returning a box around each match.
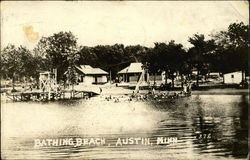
[0,1,249,160]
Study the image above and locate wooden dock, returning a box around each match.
[6,89,99,102]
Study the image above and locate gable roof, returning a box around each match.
[223,71,242,75]
[118,62,143,74]
[76,65,108,75]
[128,63,143,73]
[118,66,129,74]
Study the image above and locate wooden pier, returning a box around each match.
[6,89,99,102]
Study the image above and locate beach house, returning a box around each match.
[75,65,108,84]
[117,62,167,87]
[223,71,243,84]
[117,62,149,87]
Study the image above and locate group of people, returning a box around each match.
[102,80,192,103]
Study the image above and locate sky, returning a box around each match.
[1,1,249,50]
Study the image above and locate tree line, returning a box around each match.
[1,22,248,88]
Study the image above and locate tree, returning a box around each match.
[34,31,78,81]
[67,51,80,90]
[164,41,187,88]
[18,46,37,78]
[149,41,186,88]
[212,22,249,82]
[76,46,97,67]
[1,45,34,90]
[147,47,161,84]
[124,45,147,63]
[188,34,217,86]
[1,45,20,90]
[90,44,124,80]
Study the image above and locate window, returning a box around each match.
[231,75,234,78]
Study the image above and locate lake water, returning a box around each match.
[1,93,248,160]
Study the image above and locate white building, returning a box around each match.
[223,71,243,84]
[75,65,108,84]
[117,62,148,87]
[117,62,165,87]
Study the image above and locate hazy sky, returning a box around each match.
[1,1,249,49]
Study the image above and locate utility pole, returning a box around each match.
[109,70,112,84]
[54,68,57,84]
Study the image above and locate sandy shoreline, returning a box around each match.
[1,84,248,96]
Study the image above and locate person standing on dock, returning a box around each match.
[183,84,187,93]
[187,81,192,94]
[152,87,155,95]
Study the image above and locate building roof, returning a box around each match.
[39,71,55,75]
[76,65,108,75]
[118,66,129,74]
[118,63,143,74]
[209,72,220,76]
[223,71,242,75]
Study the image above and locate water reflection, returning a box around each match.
[1,94,248,159]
